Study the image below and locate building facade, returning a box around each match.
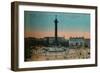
[69,37,85,48]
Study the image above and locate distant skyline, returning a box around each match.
[24,11,90,39]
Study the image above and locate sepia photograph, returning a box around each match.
[24,11,90,61]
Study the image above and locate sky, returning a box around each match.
[24,11,90,39]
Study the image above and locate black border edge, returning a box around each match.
[11,2,19,71]
[11,2,15,71]
[95,7,98,67]
[12,1,97,9]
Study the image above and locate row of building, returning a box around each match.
[25,37,90,48]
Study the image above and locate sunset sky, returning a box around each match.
[24,11,90,39]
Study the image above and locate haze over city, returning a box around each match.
[24,11,90,39]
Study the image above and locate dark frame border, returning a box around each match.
[11,1,98,71]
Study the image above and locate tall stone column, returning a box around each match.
[54,15,58,45]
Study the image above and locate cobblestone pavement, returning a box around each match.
[26,47,90,61]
